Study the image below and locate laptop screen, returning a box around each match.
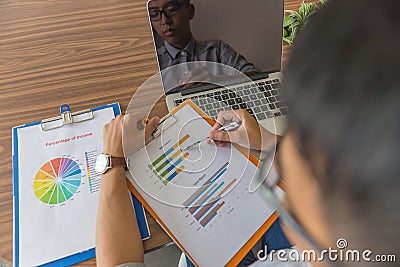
[147,0,284,94]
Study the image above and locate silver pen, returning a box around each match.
[182,121,242,150]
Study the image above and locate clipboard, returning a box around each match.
[126,100,280,267]
[12,103,150,267]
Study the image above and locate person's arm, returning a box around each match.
[96,115,158,267]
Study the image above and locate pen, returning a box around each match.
[182,121,242,150]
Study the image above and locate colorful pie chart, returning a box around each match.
[34,157,82,204]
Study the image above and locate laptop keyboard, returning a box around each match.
[173,79,287,121]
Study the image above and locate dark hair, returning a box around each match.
[284,0,400,263]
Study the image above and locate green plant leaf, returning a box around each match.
[283,16,295,27]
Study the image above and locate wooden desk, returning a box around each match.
[0,0,316,265]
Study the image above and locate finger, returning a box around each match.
[209,130,231,142]
[144,117,160,140]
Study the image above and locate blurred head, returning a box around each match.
[148,0,195,50]
[281,0,400,265]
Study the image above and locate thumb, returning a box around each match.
[209,130,231,142]
[145,117,160,139]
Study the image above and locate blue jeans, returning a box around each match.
[185,218,291,266]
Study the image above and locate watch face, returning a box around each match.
[95,154,109,174]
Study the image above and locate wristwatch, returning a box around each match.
[95,153,127,174]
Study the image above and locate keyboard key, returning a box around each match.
[235,98,243,103]
[254,107,261,113]
[228,99,235,105]
[266,111,274,118]
[214,91,221,95]
[266,80,272,84]
[229,92,236,98]
[243,89,251,95]
[271,90,279,96]
[206,93,213,97]
[182,98,187,101]
[205,104,213,110]
[199,99,207,105]
[250,88,257,93]
[248,101,255,107]
[222,94,229,100]
[244,85,251,89]
[268,97,276,103]
[251,84,256,88]
[272,83,280,89]
[214,95,222,101]
[246,108,254,115]
[256,93,264,99]
[209,110,217,117]
[232,104,239,110]
[256,113,266,120]
[222,89,229,94]
[258,82,266,85]
[236,91,244,96]
[265,85,272,90]
[274,112,282,116]
[273,79,280,83]
[261,99,268,105]
[269,104,276,109]
[254,100,262,106]
[239,103,247,109]
[261,105,268,112]
[263,91,270,97]
[243,96,250,102]
[260,86,266,92]
[213,102,221,109]
[250,95,257,100]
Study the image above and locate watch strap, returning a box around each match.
[109,156,127,169]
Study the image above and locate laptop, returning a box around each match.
[147,0,287,136]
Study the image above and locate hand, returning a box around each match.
[208,109,276,151]
[103,114,159,157]
[179,66,212,90]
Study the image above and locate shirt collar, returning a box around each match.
[164,38,196,59]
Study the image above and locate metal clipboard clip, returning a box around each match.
[41,104,94,131]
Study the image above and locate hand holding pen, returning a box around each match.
[207,110,275,151]
[182,121,242,150]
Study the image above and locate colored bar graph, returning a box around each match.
[151,147,174,167]
[200,201,225,227]
[182,162,229,207]
[160,152,188,177]
[150,134,190,168]
[189,182,225,214]
[193,178,237,220]
[156,149,182,172]
[173,134,190,149]
[164,166,184,184]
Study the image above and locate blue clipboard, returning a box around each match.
[12,103,150,267]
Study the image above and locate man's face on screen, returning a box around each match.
[149,0,194,49]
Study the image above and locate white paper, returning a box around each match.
[15,107,115,267]
[128,104,282,267]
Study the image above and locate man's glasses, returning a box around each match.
[149,1,189,21]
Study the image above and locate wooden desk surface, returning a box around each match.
[0,0,316,264]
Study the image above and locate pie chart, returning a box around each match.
[34,157,82,204]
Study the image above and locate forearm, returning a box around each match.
[96,168,144,266]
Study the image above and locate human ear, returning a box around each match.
[188,4,195,20]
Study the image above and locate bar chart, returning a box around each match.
[149,134,190,184]
[182,162,237,227]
